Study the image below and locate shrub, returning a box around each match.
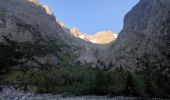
[22,66,129,96]
[24,66,97,95]
[94,70,128,95]
[1,64,169,98]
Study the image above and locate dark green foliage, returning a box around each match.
[133,73,146,96]
[0,65,170,98]
[0,35,169,98]
[125,72,136,96]
[23,66,97,95]
[0,87,2,91]
[136,52,170,98]
[21,66,128,96]
[142,68,170,98]
[0,36,23,72]
[94,70,128,95]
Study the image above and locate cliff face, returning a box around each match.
[0,0,169,72]
[99,0,170,71]
[0,0,75,66]
[0,0,68,43]
[0,0,101,66]
[1,0,113,67]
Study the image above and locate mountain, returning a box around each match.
[98,0,170,72]
[0,0,103,67]
[0,0,70,67]
[0,0,169,71]
[70,27,117,44]
[1,0,169,71]
[0,0,170,98]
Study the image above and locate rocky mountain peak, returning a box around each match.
[70,27,117,44]
[70,27,85,37]
[96,31,113,35]
[99,31,117,38]
[89,31,117,44]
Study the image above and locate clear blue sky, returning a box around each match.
[39,0,139,34]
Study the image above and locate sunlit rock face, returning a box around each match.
[56,19,66,28]
[28,0,38,4]
[99,0,170,71]
[88,31,116,44]
[43,5,52,15]
[70,27,86,39]
[70,27,117,44]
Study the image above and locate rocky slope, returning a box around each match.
[0,0,104,67]
[0,0,169,72]
[0,0,72,66]
[0,87,147,100]
[70,27,117,44]
[99,0,170,72]
[0,0,170,98]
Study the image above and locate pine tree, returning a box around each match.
[125,72,135,96]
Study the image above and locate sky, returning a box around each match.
[39,0,139,34]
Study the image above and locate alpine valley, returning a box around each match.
[0,0,170,99]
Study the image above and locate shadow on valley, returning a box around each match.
[0,36,170,99]
[0,0,170,99]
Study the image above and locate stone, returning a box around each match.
[99,0,170,71]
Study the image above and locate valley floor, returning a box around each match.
[0,87,167,100]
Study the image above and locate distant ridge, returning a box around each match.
[70,27,117,44]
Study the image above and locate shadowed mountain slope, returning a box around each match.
[98,0,170,72]
[0,0,106,67]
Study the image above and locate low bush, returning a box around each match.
[22,66,129,95]
[23,66,97,95]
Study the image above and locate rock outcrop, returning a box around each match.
[43,5,52,15]
[70,27,88,40]
[99,0,170,71]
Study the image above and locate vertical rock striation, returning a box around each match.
[99,0,170,71]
